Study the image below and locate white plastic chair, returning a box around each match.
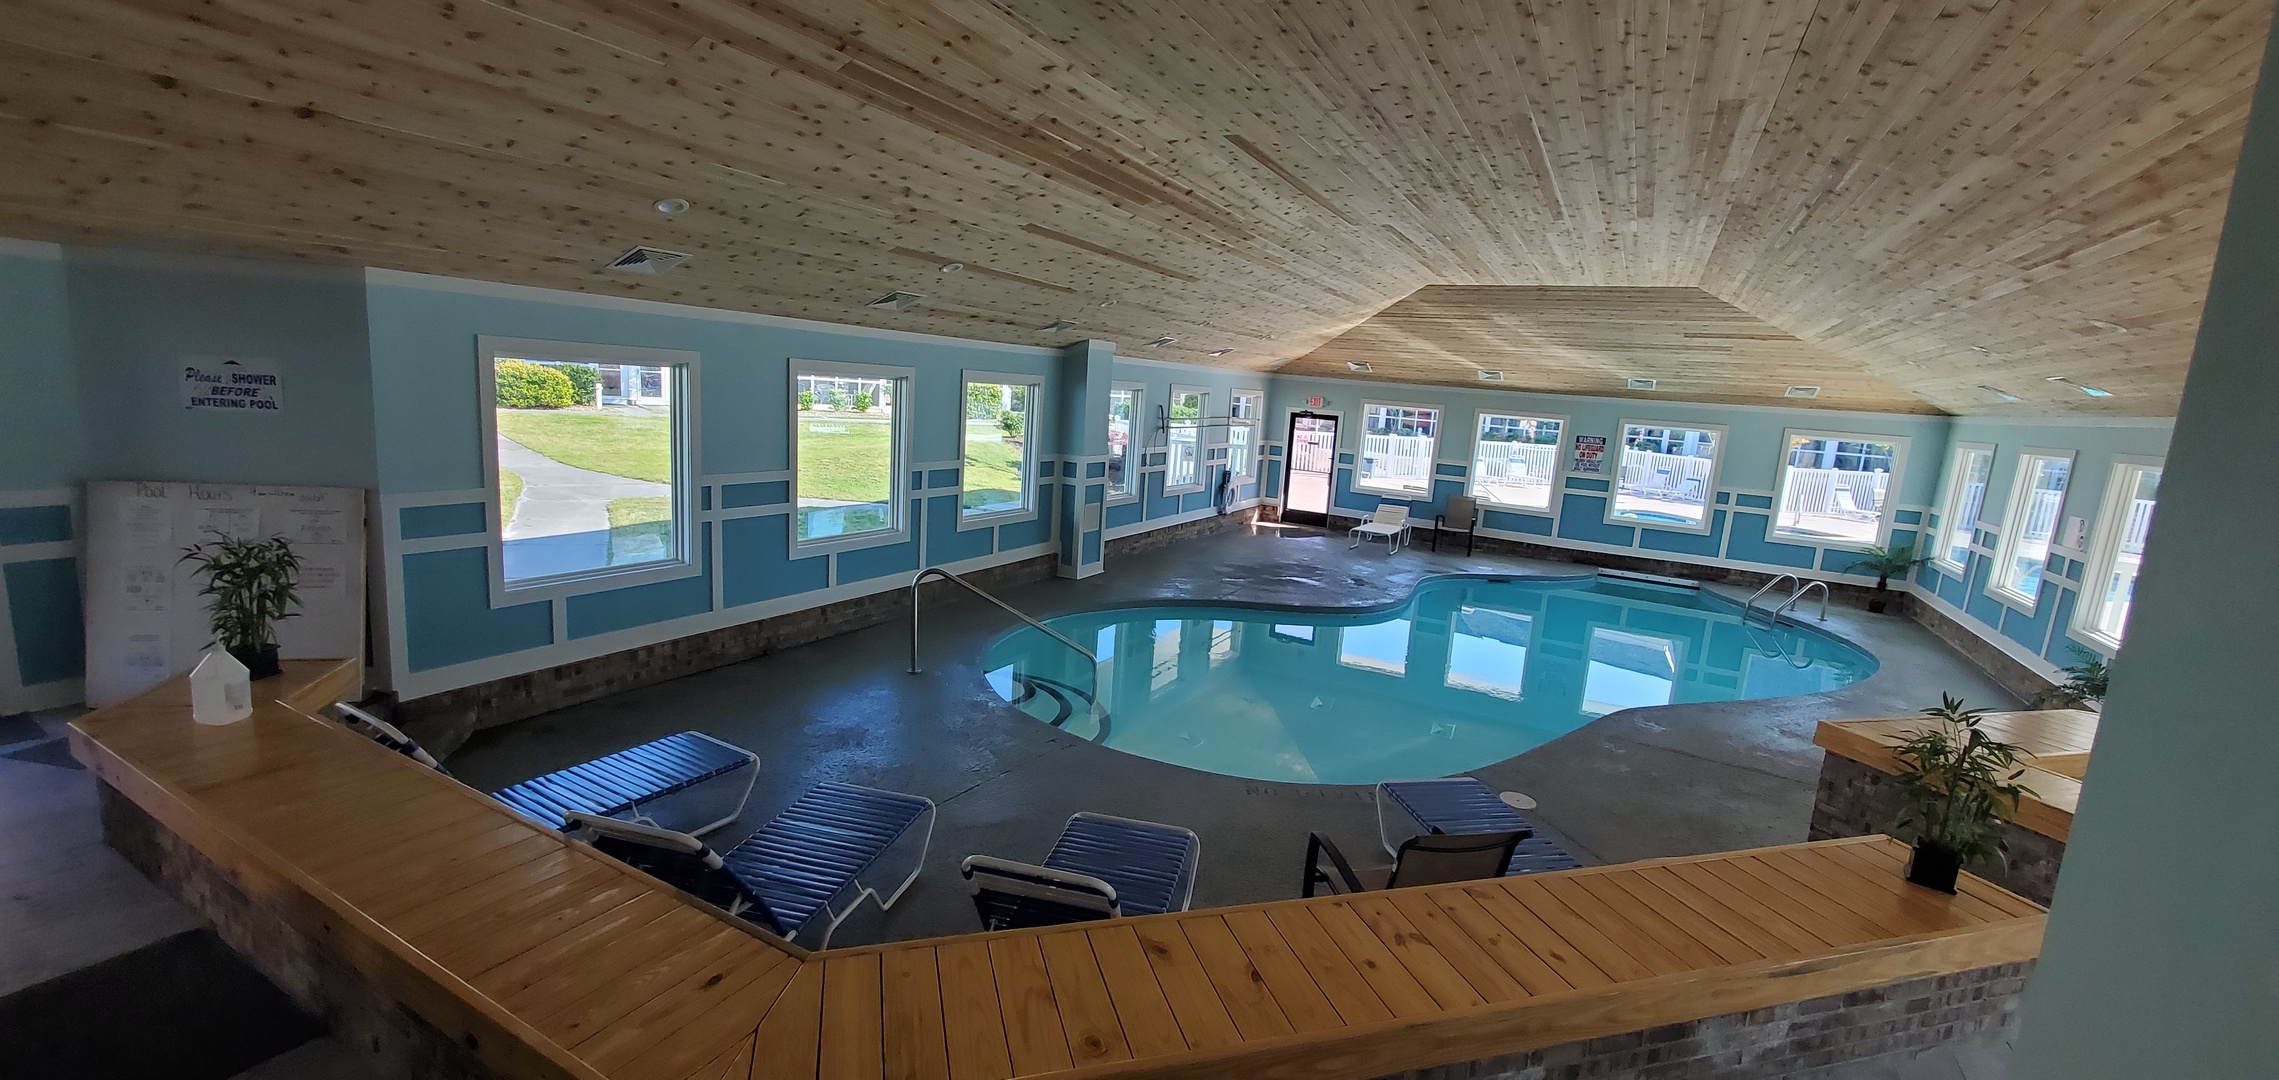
[1349,501,1412,553]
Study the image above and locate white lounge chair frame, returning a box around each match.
[1350,501,1413,553]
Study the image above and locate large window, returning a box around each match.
[1989,450,2074,610]
[2075,458,2162,648]
[1228,391,1262,478]
[960,374,1037,523]
[1933,443,1995,574]
[1357,402,1440,497]
[1107,384,1140,501]
[480,337,697,598]
[1165,387,1206,494]
[792,359,910,548]
[1608,422,1724,532]
[1771,431,1907,547]
[1469,411,1564,512]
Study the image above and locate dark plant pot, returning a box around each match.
[1904,840,1962,894]
[1867,594,1890,614]
[230,643,282,681]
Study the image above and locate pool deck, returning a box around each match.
[443,522,2022,946]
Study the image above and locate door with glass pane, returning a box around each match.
[1282,412,1338,526]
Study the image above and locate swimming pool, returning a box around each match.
[981,574,1876,785]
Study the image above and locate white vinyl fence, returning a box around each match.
[1617,450,1716,502]
[1472,442,1559,484]
[1361,433,1436,492]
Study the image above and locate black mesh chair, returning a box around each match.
[1433,494,1480,555]
[1300,828,1527,897]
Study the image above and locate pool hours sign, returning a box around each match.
[181,358,284,413]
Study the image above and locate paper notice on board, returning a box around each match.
[122,565,170,611]
[192,506,260,541]
[123,494,173,548]
[121,633,170,679]
[284,507,345,546]
[297,560,347,596]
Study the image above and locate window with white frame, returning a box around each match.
[1107,384,1140,501]
[481,337,697,597]
[1989,451,2074,610]
[960,374,1038,522]
[1165,387,1206,493]
[1469,411,1563,511]
[792,359,910,547]
[1608,422,1724,532]
[1357,402,1440,497]
[2074,458,2161,648]
[1770,431,1907,547]
[1933,443,1995,574]
[1228,390,1262,478]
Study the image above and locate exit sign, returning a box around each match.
[1308,396,1324,408]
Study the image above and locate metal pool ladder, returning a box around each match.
[907,567,1111,739]
[1743,574,1831,623]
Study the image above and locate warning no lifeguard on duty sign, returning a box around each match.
[181,358,285,413]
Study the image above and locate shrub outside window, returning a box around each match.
[792,359,911,549]
[1933,444,1995,574]
[1770,431,1907,547]
[1107,384,1141,501]
[479,337,699,603]
[960,375,1038,523]
[1228,391,1262,478]
[2074,458,2161,648]
[1469,411,1564,512]
[1989,450,2074,611]
[1357,402,1440,497]
[1607,422,1724,533]
[1165,388,1207,494]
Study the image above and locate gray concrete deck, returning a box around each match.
[446,521,2023,947]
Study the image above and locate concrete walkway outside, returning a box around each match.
[496,437,668,579]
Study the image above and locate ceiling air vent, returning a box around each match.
[1143,336,1177,348]
[1784,385,1821,399]
[868,291,925,312]
[1038,319,1078,333]
[606,246,691,275]
[1477,370,1505,382]
[1626,377,1657,391]
[1209,348,1234,357]
[1347,361,1373,372]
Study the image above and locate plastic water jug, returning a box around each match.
[190,649,253,726]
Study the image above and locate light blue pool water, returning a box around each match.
[981,574,1876,785]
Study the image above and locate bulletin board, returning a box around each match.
[83,480,366,707]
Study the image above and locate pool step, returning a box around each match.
[1009,672,1112,743]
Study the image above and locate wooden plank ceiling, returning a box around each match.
[0,0,2261,416]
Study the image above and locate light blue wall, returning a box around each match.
[1266,374,1950,576]
[1912,417,2173,667]
[67,250,377,488]
[0,247,79,492]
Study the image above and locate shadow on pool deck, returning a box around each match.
[444,521,2022,946]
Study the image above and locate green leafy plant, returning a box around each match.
[967,383,1002,419]
[556,362,600,405]
[178,535,303,653]
[798,389,814,411]
[2034,644,2112,708]
[998,411,1025,440]
[1890,694,2035,869]
[1847,541,1929,590]
[853,391,874,412]
[493,360,576,409]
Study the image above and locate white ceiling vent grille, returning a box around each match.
[1784,385,1821,398]
[1038,319,1077,333]
[1477,370,1505,382]
[1347,361,1373,372]
[868,291,925,312]
[1143,336,1177,348]
[1625,377,1658,391]
[606,246,691,274]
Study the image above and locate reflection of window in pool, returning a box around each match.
[1338,619,1412,676]
[1151,620,1182,694]
[1270,624,1316,644]
[1209,620,1238,666]
[1446,607,1531,700]
[1095,625,1117,663]
[1583,627,1678,717]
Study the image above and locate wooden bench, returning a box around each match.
[1812,709,2094,904]
[75,662,2047,1080]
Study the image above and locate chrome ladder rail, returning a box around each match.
[1772,580,1831,623]
[1741,573,1800,623]
[908,567,1108,732]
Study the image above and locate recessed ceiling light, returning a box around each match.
[939,262,963,273]
[652,198,690,214]
[1784,385,1821,398]
[1038,319,1077,333]
[1626,377,1658,391]
[2047,376,2114,398]
[868,291,924,311]
[1477,370,1505,382]
[1978,384,2021,402]
[1143,336,1176,348]
[1347,361,1373,372]
[1208,348,1233,357]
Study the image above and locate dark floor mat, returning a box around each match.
[4,736,83,769]
[0,929,320,1080]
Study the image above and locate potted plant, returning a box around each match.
[179,534,303,680]
[1889,694,2035,893]
[2034,644,2110,709]
[1847,541,1928,613]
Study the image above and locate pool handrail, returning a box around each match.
[1777,579,1832,623]
[908,566,1098,686]
[1741,573,1800,621]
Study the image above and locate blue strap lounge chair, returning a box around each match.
[331,702,759,837]
[568,782,936,949]
[961,812,1200,931]
[1376,777,1583,876]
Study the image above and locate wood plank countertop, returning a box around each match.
[76,664,2049,1080]
[1813,710,2097,842]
